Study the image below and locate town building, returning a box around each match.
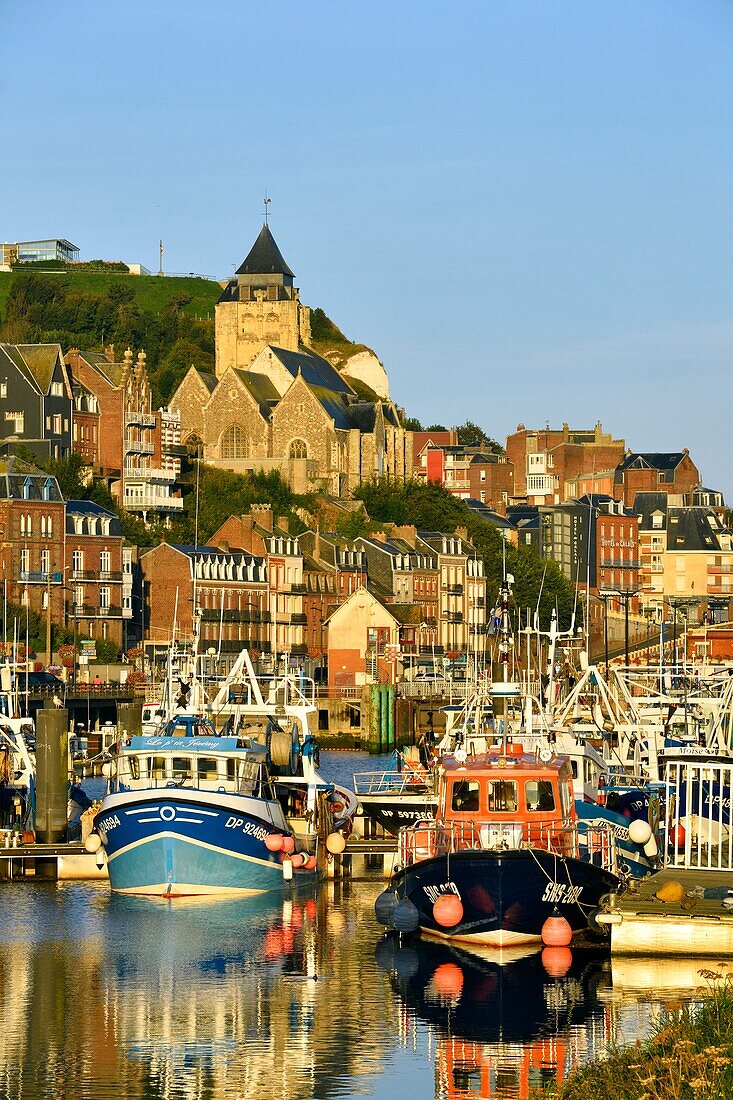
[0,239,79,265]
[66,500,126,648]
[170,224,412,497]
[613,451,700,507]
[326,587,401,689]
[416,442,514,511]
[65,347,183,523]
[0,458,65,640]
[71,378,100,466]
[415,529,488,657]
[506,422,625,505]
[635,493,733,622]
[0,343,73,461]
[298,531,368,665]
[139,542,269,659]
[357,530,439,657]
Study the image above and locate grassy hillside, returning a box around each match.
[0,270,221,323]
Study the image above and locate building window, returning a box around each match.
[74,586,84,609]
[72,550,84,575]
[51,381,63,397]
[20,548,29,573]
[46,514,53,536]
[100,550,111,575]
[100,587,111,611]
[220,424,247,459]
[40,549,50,574]
[53,414,62,434]
[289,439,308,459]
[0,381,6,398]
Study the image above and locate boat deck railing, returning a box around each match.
[398,818,617,874]
[353,769,437,795]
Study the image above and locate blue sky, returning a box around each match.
[4,1,732,493]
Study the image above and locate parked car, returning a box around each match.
[15,671,64,692]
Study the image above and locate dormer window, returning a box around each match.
[22,477,32,500]
[42,478,54,502]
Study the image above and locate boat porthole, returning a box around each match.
[160,806,176,822]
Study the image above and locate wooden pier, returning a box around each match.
[0,842,107,881]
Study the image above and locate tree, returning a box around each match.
[401,416,423,432]
[456,420,504,454]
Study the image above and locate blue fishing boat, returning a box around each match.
[91,652,356,896]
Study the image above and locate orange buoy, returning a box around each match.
[432,963,464,998]
[541,909,572,946]
[542,946,572,977]
[433,893,464,927]
[290,852,305,868]
[669,823,686,851]
[326,832,346,855]
[281,835,295,854]
[265,833,283,852]
[303,855,317,871]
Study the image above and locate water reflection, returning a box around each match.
[0,877,713,1100]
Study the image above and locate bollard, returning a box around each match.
[369,684,381,753]
[36,709,69,846]
[386,685,395,750]
[117,701,143,740]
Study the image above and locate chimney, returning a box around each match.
[392,524,417,547]
[314,525,321,562]
[455,526,468,541]
[277,515,290,534]
[251,503,273,533]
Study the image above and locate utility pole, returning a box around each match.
[46,565,53,666]
[158,239,164,277]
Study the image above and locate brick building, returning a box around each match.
[71,378,100,466]
[139,542,269,658]
[66,500,126,648]
[613,451,701,506]
[0,458,65,636]
[506,422,625,505]
[65,347,183,523]
[416,443,514,511]
[298,531,368,663]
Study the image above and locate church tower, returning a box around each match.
[215,224,311,377]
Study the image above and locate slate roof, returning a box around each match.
[171,544,266,566]
[465,500,515,529]
[616,452,687,474]
[196,369,218,394]
[0,457,63,501]
[16,344,64,393]
[0,343,63,395]
[633,492,669,529]
[76,350,122,387]
[66,499,122,535]
[666,508,731,552]
[232,369,280,417]
[235,224,294,277]
[309,387,353,430]
[270,347,354,395]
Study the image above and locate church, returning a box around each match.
[170,223,412,496]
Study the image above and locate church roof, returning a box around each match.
[232,369,280,417]
[236,224,294,277]
[269,347,354,395]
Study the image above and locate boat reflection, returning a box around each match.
[377,935,611,1099]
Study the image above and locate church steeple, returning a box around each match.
[236,224,294,281]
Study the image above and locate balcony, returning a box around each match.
[708,565,733,575]
[124,466,176,483]
[200,608,266,623]
[599,559,640,570]
[18,571,62,585]
[124,440,155,456]
[162,442,187,458]
[286,582,307,594]
[123,493,184,512]
[442,611,464,623]
[444,478,470,490]
[77,604,123,618]
[707,584,733,595]
[471,597,485,608]
[444,584,464,596]
[289,613,308,625]
[70,569,123,582]
[125,411,157,429]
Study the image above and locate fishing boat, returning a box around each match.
[91,650,356,896]
[378,745,620,947]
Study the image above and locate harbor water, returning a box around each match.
[0,753,716,1100]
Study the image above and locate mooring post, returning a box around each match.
[35,708,69,880]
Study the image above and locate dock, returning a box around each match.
[0,842,107,881]
[605,867,733,956]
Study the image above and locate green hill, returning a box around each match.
[0,268,221,322]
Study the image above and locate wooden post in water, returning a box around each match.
[35,708,69,879]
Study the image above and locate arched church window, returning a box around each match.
[289,439,308,460]
[220,424,247,459]
[185,433,204,457]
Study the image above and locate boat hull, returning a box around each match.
[358,791,438,836]
[95,789,315,897]
[391,848,618,946]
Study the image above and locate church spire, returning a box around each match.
[236,223,294,278]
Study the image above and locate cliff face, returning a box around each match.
[308,307,390,399]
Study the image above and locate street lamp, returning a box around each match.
[600,586,639,669]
